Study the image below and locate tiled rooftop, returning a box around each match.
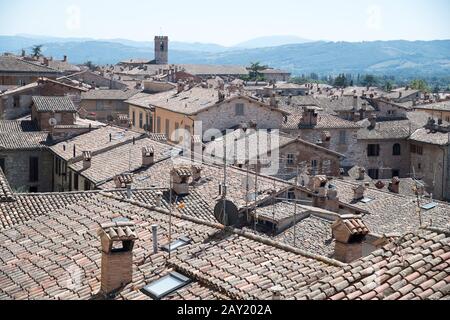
[328,179,450,235]
[99,156,292,211]
[409,128,450,146]
[283,112,361,130]
[0,168,15,203]
[294,229,450,300]
[81,89,141,101]
[49,126,143,162]
[0,192,342,300]
[69,137,173,185]
[0,56,58,73]
[32,96,77,113]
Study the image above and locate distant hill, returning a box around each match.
[1,35,449,77]
[234,35,312,48]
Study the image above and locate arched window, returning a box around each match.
[393,143,401,156]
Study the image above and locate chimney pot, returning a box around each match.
[82,151,92,170]
[352,184,366,201]
[332,216,369,263]
[155,191,163,207]
[152,224,158,254]
[142,146,155,167]
[171,166,192,195]
[388,176,400,194]
[98,221,138,296]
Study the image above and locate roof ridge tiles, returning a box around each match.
[99,191,345,268]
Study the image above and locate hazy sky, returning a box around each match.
[0,0,449,46]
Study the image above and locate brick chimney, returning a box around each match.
[114,173,133,189]
[352,95,358,111]
[191,165,202,182]
[82,151,92,170]
[320,131,331,149]
[368,114,377,129]
[170,166,192,195]
[97,221,138,296]
[300,107,318,127]
[332,215,369,263]
[325,184,340,212]
[352,184,366,201]
[357,167,366,180]
[142,146,155,167]
[388,176,400,194]
[270,93,277,108]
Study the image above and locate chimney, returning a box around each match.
[21,49,25,57]
[114,173,133,189]
[270,93,277,107]
[63,55,67,62]
[357,167,366,180]
[218,90,225,102]
[368,114,377,129]
[308,175,328,193]
[155,191,163,207]
[177,81,184,94]
[152,224,158,254]
[43,57,49,66]
[126,184,133,200]
[142,146,155,167]
[320,131,331,149]
[171,166,192,195]
[353,95,358,111]
[97,221,138,296]
[325,184,339,212]
[287,94,292,105]
[352,184,366,201]
[82,151,92,170]
[388,176,400,194]
[300,107,318,127]
[191,165,202,182]
[271,286,283,300]
[332,216,369,263]
[398,92,403,99]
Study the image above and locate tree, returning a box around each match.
[248,62,267,80]
[384,81,393,92]
[31,45,43,58]
[410,79,430,92]
[84,61,98,71]
[334,74,348,88]
[361,74,377,87]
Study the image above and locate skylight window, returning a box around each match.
[141,272,191,300]
[360,197,374,204]
[112,217,130,223]
[421,202,437,210]
[162,236,191,252]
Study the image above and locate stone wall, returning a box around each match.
[196,98,284,135]
[354,139,410,179]
[81,100,129,122]
[0,149,53,192]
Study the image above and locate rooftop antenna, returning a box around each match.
[293,165,299,247]
[222,142,228,226]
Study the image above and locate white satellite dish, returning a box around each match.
[49,118,58,126]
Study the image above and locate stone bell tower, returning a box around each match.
[154,36,169,65]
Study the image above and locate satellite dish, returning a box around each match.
[214,200,240,226]
[49,118,58,126]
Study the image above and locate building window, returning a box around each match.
[367,144,380,157]
[287,154,294,165]
[392,169,400,178]
[29,186,38,193]
[29,157,39,182]
[175,122,180,141]
[74,173,79,190]
[139,112,143,129]
[132,111,136,126]
[13,96,20,108]
[84,179,91,190]
[235,103,244,116]
[339,131,346,144]
[0,158,5,173]
[393,143,401,156]
[410,144,423,155]
[156,117,161,133]
[368,169,379,179]
[165,119,170,138]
